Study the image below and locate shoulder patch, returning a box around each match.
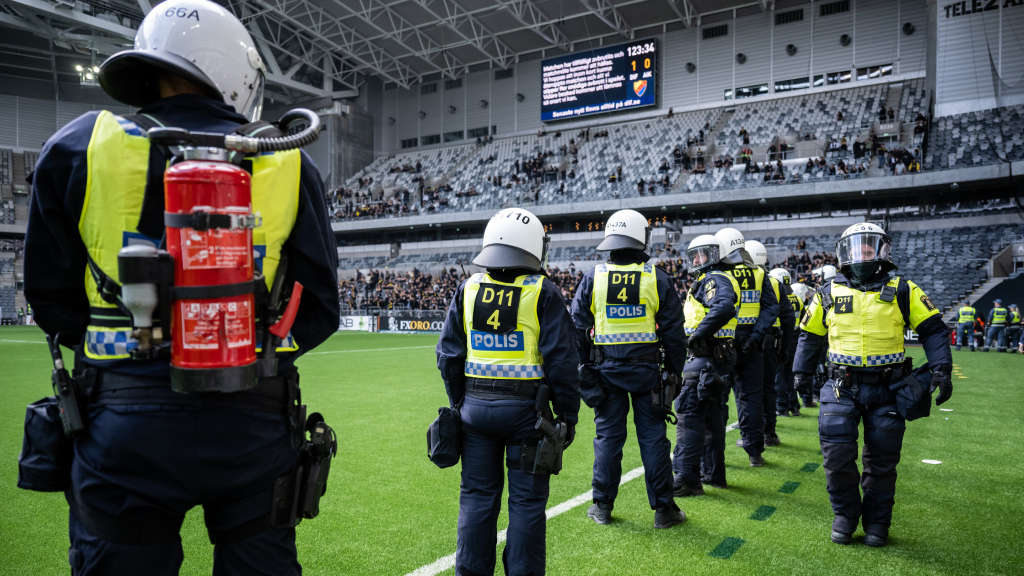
[920,294,936,311]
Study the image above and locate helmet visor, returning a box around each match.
[685,245,719,270]
[837,233,891,266]
[240,72,265,122]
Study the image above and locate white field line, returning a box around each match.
[405,466,647,576]
[726,421,740,432]
[306,345,434,355]
[0,339,46,344]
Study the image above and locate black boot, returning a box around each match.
[674,482,705,497]
[586,501,613,525]
[765,434,781,447]
[777,409,790,417]
[654,502,686,529]
[749,454,765,467]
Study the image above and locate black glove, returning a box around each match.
[741,336,761,355]
[930,370,953,406]
[777,346,791,363]
[793,373,812,394]
[557,417,576,449]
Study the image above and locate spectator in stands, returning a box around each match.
[740,146,752,165]
[779,141,789,160]
[840,137,848,151]
[569,169,576,179]
[667,107,674,118]
[609,171,619,183]
[915,111,927,124]
[853,138,863,159]
[415,160,422,173]
[698,128,705,144]
[673,145,683,166]
[768,143,777,162]
[888,107,895,121]
[879,106,888,122]
[637,178,646,195]
[805,159,815,173]
[692,163,706,174]
[836,111,844,122]
[617,165,623,179]
[740,126,750,145]
[661,174,671,189]
[696,149,704,166]
[659,159,670,173]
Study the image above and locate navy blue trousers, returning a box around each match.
[591,363,673,510]
[457,396,549,576]
[775,358,798,412]
[727,336,765,456]
[762,344,778,437]
[672,356,727,487]
[955,322,974,350]
[1008,326,1022,349]
[818,380,906,538]
[67,404,300,576]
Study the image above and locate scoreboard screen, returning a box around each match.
[541,40,657,122]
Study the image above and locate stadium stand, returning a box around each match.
[1,148,12,184]
[926,105,1024,170]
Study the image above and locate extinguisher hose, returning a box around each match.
[224,108,321,154]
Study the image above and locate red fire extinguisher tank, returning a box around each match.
[165,160,257,392]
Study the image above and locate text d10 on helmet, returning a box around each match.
[769,268,792,285]
[745,240,768,267]
[835,222,892,267]
[99,0,267,121]
[473,208,549,271]
[685,234,723,273]
[597,209,650,252]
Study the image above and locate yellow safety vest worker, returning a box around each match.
[1011,310,1022,324]
[788,290,804,329]
[684,271,741,339]
[730,264,766,327]
[80,111,301,359]
[991,307,1007,325]
[801,276,940,367]
[591,262,659,345]
[463,272,545,379]
[958,306,976,324]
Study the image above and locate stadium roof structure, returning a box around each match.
[0,0,767,102]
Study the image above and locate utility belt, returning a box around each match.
[590,346,659,365]
[827,359,912,388]
[18,342,336,543]
[466,377,540,399]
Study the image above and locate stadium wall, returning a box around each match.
[379,0,929,153]
[935,0,1024,116]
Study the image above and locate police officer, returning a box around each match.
[805,265,837,409]
[955,300,977,352]
[672,235,740,495]
[745,242,795,447]
[985,299,1009,352]
[571,210,686,528]
[766,268,799,421]
[436,208,581,576]
[778,282,811,416]
[23,1,340,572]
[793,223,952,547]
[714,228,779,467]
[1008,304,1022,353]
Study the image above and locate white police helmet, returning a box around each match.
[685,234,723,274]
[715,227,752,266]
[790,283,811,302]
[821,265,837,280]
[835,222,893,268]
[99,0,267,120]
[745,240,768,267]
[597,209,650,252]
[769,268,792,285]
[473,208,548,271]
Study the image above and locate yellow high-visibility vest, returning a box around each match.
[463,273,544,379]
[591,262,659,345]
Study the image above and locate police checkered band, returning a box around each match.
[737,316,757,325]
[523,275,542,286]
[827,351,862,365]
[594,332,658,344]
[86,329,137,358]
[715,328,735,338]
[115,116,143,137]
[596,264,608,275]
[643,262,653,273]
[866,352,905,366]
[740,290,761,304]
[465,362,545,378]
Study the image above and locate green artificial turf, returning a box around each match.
[1,326,1022,575]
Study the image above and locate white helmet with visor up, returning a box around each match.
[473,208,549,271]
[745,240,768,267]
[686,235,723,274]
[836,223,893,268]
[99,0,267,121]
[597,209,650,252]
[769,268,791,285]
[715,227,754,266]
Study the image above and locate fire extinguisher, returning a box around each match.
[116,109,320,393]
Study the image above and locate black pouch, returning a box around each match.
[889,362,933,421]
[17,397,73,492]
[579,365,605,408]
[651,371,681,424]
[520,427,565,475]
[696,365,728,402]
[270,412,337,529]
[427,407,462,468]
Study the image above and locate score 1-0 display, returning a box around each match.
[541,39,657,122]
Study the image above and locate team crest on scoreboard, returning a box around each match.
[633,80,647,97]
